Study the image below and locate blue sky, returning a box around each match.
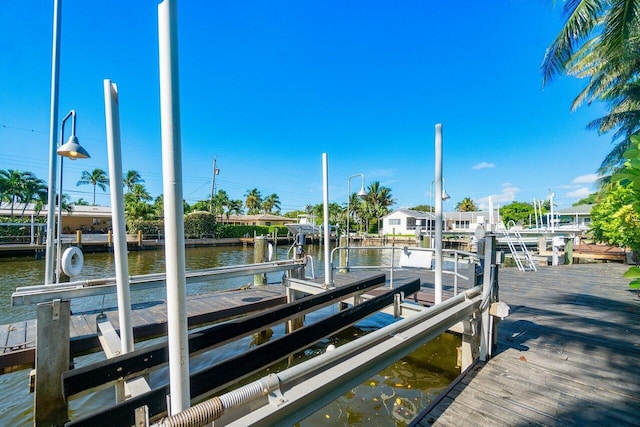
[0,1,611,213]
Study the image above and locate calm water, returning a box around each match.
[0,243,460,426]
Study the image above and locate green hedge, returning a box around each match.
[127,218,291,240]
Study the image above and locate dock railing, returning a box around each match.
[329,245,480,296]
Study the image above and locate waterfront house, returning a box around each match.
[0,203,112,233]
[555,204,593,230]
[380,209,501,235]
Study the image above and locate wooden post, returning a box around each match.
[285,287,305,332]
[34,299,70,426]
[565,238,574,265]
[137,230,143,249]
[75,230,82,248]
[339,235,348,273]
[254,235,267,286]
[107,229,113,252]
[460,316,479,371]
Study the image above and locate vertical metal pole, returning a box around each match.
[480,234,496,361]
[56,155,63,283]
[158,0,190,413]
[346,178,351,271]
[434,123,443,304]
[104,80,134,354]
[322,154,332,286]
[45,0,62,285]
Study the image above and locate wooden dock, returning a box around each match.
[412,263,640,426]
[1,270,437,374]
[1,286,287,373]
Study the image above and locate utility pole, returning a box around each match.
[209,157,219,213]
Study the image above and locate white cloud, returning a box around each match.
[566,187,592,198]
[476,183,519,210]
[571,173,599,184]
[472,162,496,170]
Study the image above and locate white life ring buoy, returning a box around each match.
[61,246,84,277]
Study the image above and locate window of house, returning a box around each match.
[455,220,470,229]
[389,219,401,225]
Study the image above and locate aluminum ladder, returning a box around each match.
[502,221,537,272]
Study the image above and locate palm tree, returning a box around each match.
[77,168,109,205]
[73,198,90,206]
[364,181,395,233]
[0,169,39,217]
[542,0,640,174]
[123,170,144,192]
[18,173,47,217]
[226,199,244,220]
[261,193,281,214]
[244,188,262,214]
[212,189,230,218]
[455,197,478,212]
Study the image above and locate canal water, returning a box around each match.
[0,243,460,426]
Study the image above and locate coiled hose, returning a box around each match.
[156,375,276,427]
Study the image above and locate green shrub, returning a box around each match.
[184,211,216,238]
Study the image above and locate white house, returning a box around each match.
[555,204,593,230]
[380,209,434,235]
[380,209,500,235]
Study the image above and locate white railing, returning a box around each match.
[329,245,480,296]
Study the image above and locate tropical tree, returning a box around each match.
[590,184,640,253]
[543,0,640,175]
[212,189,230,217]
[573,193,599,206]
[410,204,432,212]
[364,181,394,233]
[124,183,153,222]
[244,188,262,214]
[77,168,108,205]
[0,170,45,217]
[19,173,47,217]
[123,170,144,192]
[455,197,478,212]
[225,199,244,219]
[261,193,281,214]
[73,198,90,206]
[500,201,536,227]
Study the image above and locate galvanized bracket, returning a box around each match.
[268,387,287,407]
[134,405,149,427]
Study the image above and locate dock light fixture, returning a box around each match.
[55,110,90,283]
[346,173,367,270]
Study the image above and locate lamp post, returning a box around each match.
[346,173,367,270]
[44,0,62,285]
[55,110,90,283]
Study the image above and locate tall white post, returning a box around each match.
[322,154,331,286]
[550,191,555,233]
[104,80,134,354]
[45,0,62,285]
[434,123,443,304]
[158,0,190,413]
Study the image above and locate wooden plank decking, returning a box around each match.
[412,263,640,426]
[1,270,426,373]
[0,286,287,373]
